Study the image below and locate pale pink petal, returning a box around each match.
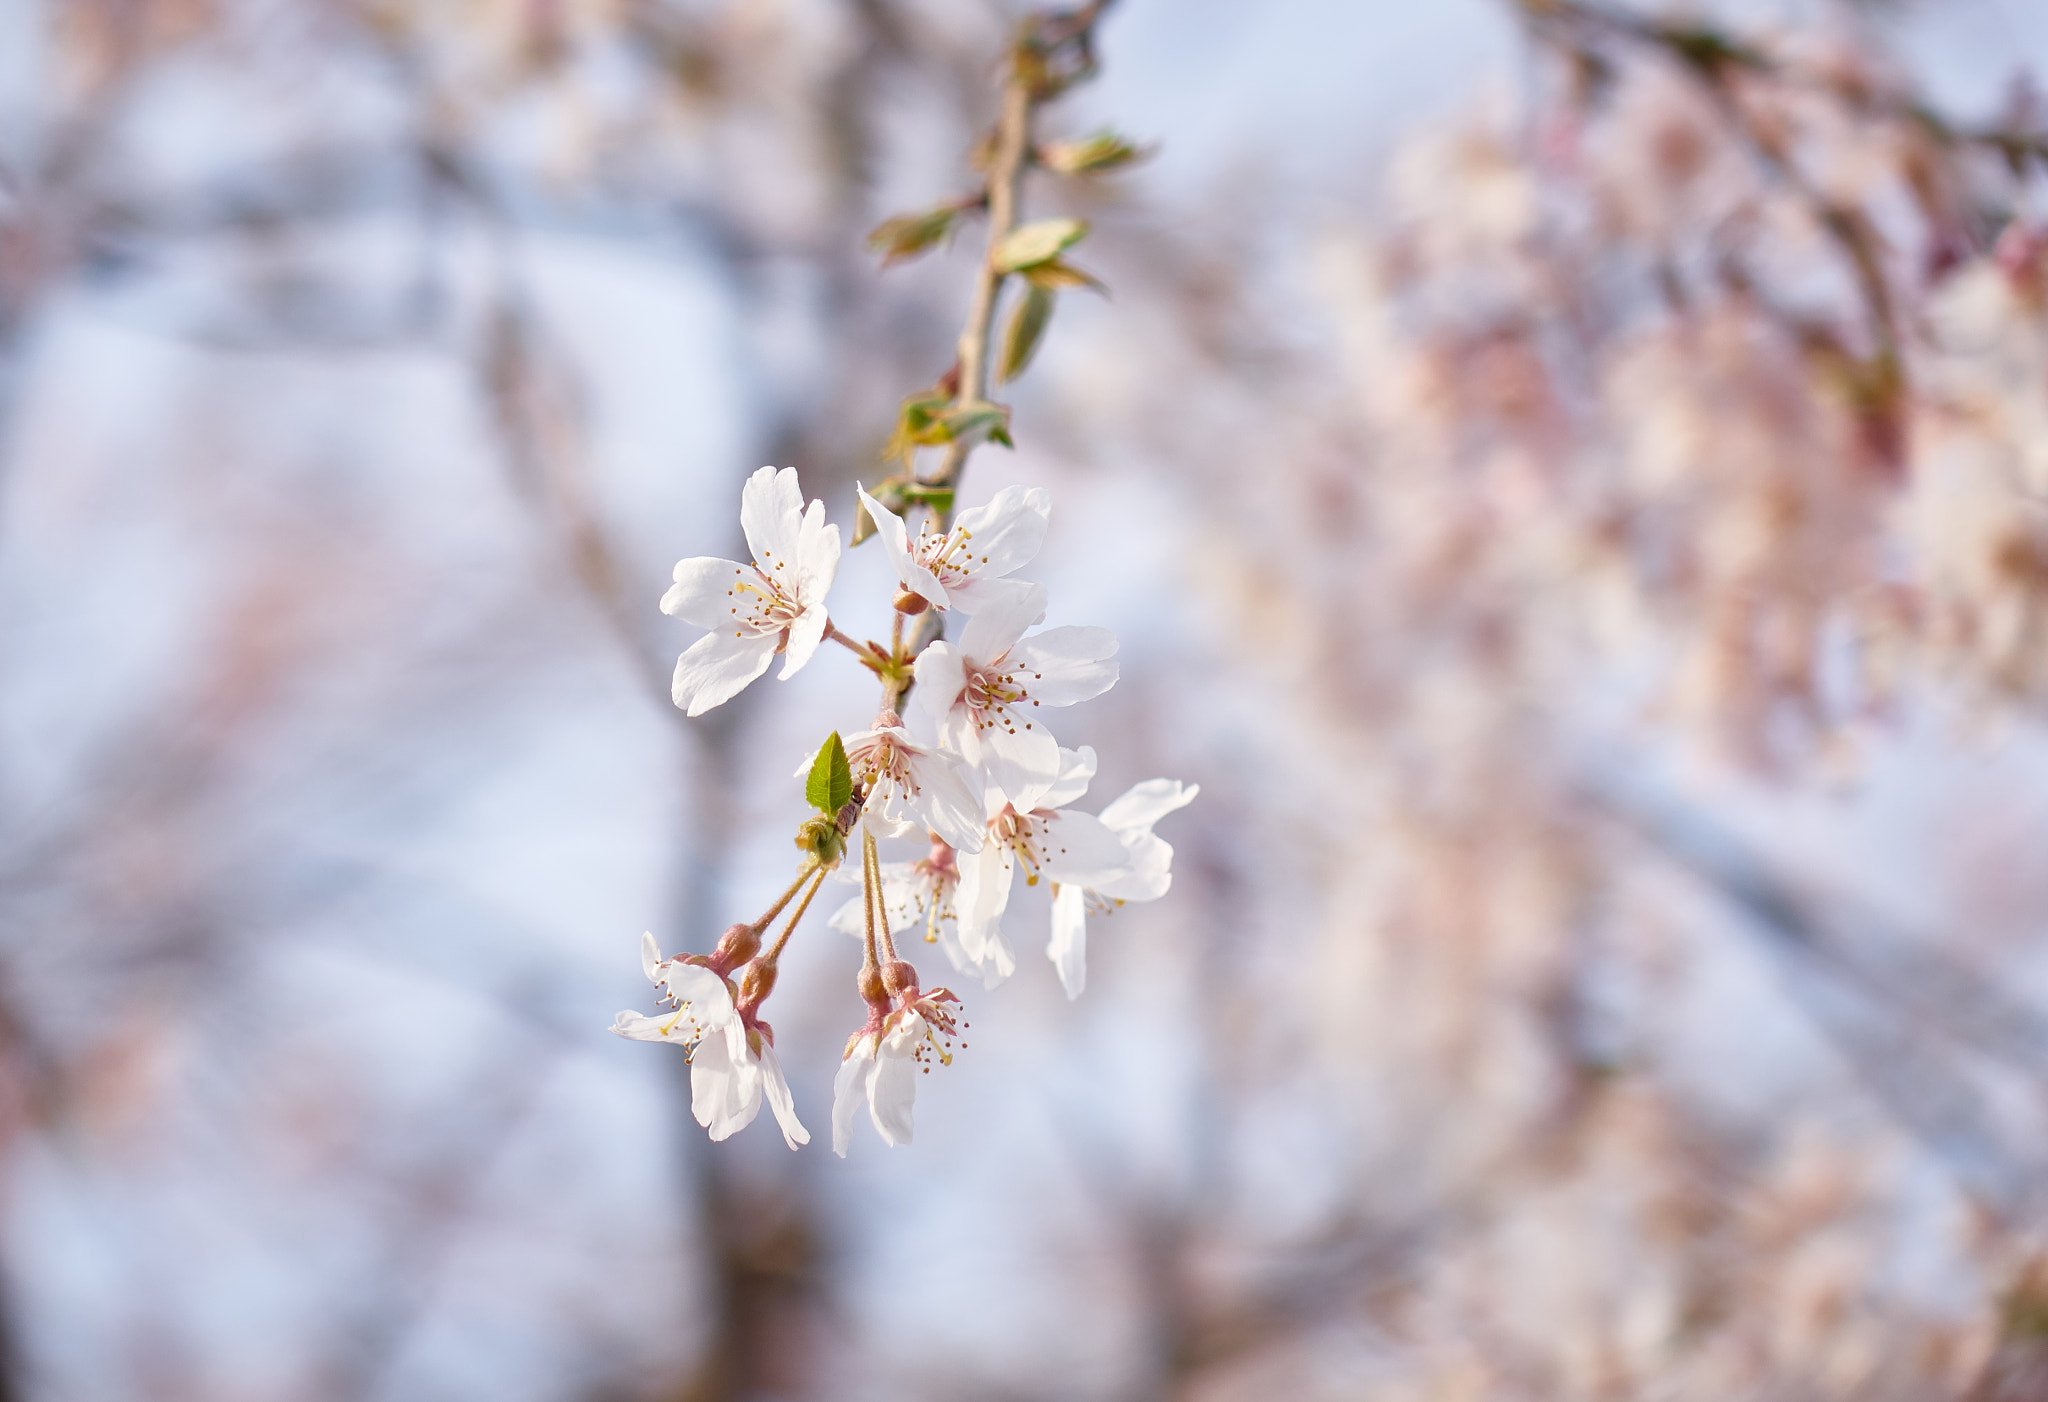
[640,932,665,982]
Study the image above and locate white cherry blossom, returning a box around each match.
[831,986,962,1157]
[818,716,986,853]
[911,584,1119,811]
[663,466,841,717]
[951,746,1134,988]
[857,481,1050,615]
[1048,778,1198,999]
[611,933,809,1149]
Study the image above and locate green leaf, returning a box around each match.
[806,731,852,815]
[938,400,1014,448]
[882,388,957,465]
[1023,257,1106,294]
[1039,131,1150,176]
[867,205,966,268]
[992,218,1088,273]
[1000,283,1055,383]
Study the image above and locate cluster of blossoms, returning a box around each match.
[614,466,1194,1154]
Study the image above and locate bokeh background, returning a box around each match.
[9,0,2048,1398]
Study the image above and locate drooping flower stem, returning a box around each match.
[866,825,901,966]
[763,865,829,963]
[750,859,821,935]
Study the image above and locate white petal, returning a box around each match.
[983,723,1063,816]
[740,465,805,578]
[1098,779,1199,836]
[660,962,734,1018]
[778,604,829,680]
[909,750,989,854]
[690,1027,764,1140]
[955,840,1013,964]
[1006,627,1119,706]
[1049,883,1088,999]
[911,642,969,739]
[1037,746,1097,813]
[978,926,1017,990]
[640,931,664,982]
[832,1038,877,1157]
[859,483,947,608]
[827,893,866,937]
[861,786,919,841]
[960,581,1050,663]
[949,485,1050,583]
[1097,829,1174,903]
[611,1009,684,1043]
[1039,811,1136,888]
[794,498,842,603]
[672,629,777,717]
[945,574,1048,624]
[660,557,754,629]
[757,1039,810,1150]
[868,1029,922,1147]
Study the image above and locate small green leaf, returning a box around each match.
[1039,131,1150,176]
[806,731,852,815]
[1000,283,1055,382]
[867,204,967,268]
[882,389,957,465]
[1023,257,1106,294]
[992,218,1088,273]
[938,400,1014,448]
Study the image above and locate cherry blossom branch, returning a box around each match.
[881,1,1116,714]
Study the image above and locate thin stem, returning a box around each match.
[764,867,828,962]
[751,859,821,934]
[860,826,883,977]
[867,825,901,965]
[825,620,869,655]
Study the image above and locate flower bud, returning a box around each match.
[857,962,888,1006]
[736,957,778,1011]
[892,586,931,616]
[795,814,845,867]
[707,921,760,973]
